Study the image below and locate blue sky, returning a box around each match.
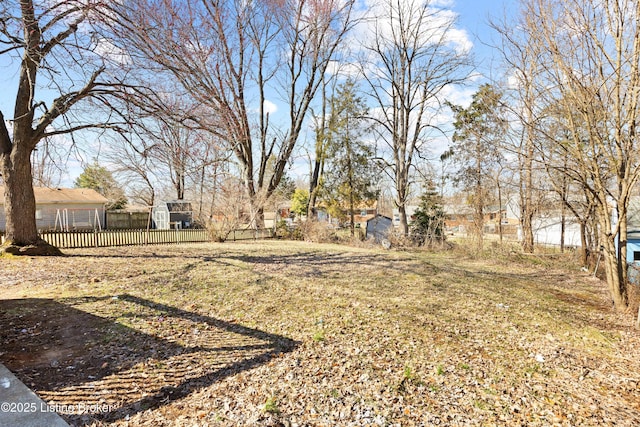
[453,0,518,76]
[0,56,17,117]
[0,0,518,186]
[454,0,516,39]
[0,0,517,116]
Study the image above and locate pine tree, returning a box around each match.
[410,182,446,246]
[448,84,506,251]
[321,79,377,236]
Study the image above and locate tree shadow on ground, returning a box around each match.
[222,250,436,279]
[0,295,298,425]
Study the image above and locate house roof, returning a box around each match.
[163,201,192,212]
[366,214,392,223]
[0,186,109,205]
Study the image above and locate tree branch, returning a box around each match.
[32,67,105,143]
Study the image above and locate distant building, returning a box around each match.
[529,215,582,247]
[443,204,474,234]
[366,215,393,243]
[392,205,419,228]
[152,201,194,229]
[0,186,108,231]
[353,201,378,228]
[625,199,640,263]
[313,200,378,228]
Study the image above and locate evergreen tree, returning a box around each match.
[410,181,446,246]
[321,79,377,235]
[448,84,507,251]
[75,163,128,210]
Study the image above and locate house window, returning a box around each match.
[35,209,43,220]
[634,251,640,261]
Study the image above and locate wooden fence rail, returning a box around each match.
[28,228,274,249]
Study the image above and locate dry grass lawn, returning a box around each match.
[1,240,639,426]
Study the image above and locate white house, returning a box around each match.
[529,215,582,247]
[392,205,419,227]
[0,186,108,231]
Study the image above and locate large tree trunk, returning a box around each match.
[241,161,267,230]
[617,204,629,291]
[497,180,503,244]
[1,141,62,255]
[253,206,265,230]
[395,167,410,236]
[560,204,566,253]
[308,78,329,220]
[397,203,409,236]
[597,200,628,310]
[602,237,628,310]
[474,200,484,253]
[308,158,322,219]
[175,170,185,200]
[2,146,38,245]
[521,146,535,253]
[579,222,589,267]
[474,156,484,252]
[520,99,535,253]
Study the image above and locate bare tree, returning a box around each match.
[308,75,332,220]
[29,135,71,187]
[491,6,550,253]
[0,0,132,254]
[537,106,600,264]
[515,0,640,310]
[360,0,471,236]
[105,131,159,208]
[117,0,356,229]
[141,108,220,202]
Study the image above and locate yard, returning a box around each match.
[1,241,639,426]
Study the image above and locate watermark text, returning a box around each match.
[1,401,118,415]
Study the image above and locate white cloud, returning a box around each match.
[263,100,278,115]
[351,0,473,57]
[92,38,131,65]
[431,0,455,6]
[444,27,473,55]
[326,61,361,80]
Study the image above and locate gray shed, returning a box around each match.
[366,214,393,243]
[152,200,193,229]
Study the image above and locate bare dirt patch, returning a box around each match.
[1,241,639,426]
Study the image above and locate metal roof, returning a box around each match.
[162,201,193,212]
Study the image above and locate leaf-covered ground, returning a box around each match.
[1,241,639,426]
